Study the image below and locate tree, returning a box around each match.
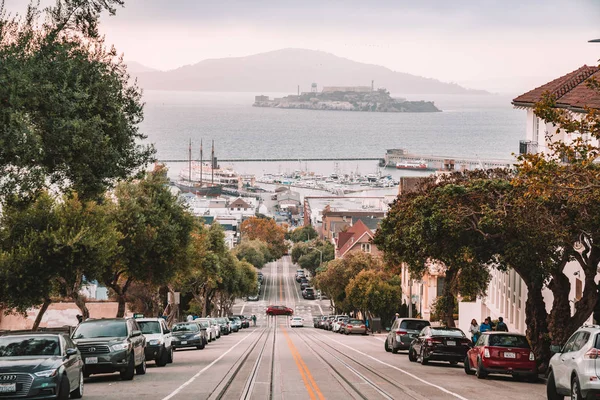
[287,225,318,243]
[233,240,269,269]
[240,217,288,259]
[0,192,120,324]
[346,269,402,325]
[0,0,154,201]
[374,172,498,327]
[291,239,334,275]
[105,167,195,317]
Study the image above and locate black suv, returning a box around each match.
[302,287,315,300]
[72,318,147,380]
[0,332,84,399]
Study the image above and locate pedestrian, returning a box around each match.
[480,317,492,333]
[486,315,495,331]
[186,314,194,322]
[252,314,257,327]
[496,316,508,332]
[468,319,480,344]
[391,312,399,326]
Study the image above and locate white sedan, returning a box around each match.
[290,317,304,328]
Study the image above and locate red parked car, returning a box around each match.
[464,332,537,382]
[266,305,293,316]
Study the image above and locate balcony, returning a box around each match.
[519,140,538,155]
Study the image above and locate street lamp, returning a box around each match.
[308,246,323,270]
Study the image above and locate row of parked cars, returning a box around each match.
[313,315,368,335]
[0,314,254,399]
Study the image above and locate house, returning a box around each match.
[335,219,380,259]
[229,197,252,212]
[399,261,445,322]
[458,66,600,336]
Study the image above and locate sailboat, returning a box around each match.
[175,140,223,197]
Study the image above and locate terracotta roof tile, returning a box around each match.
[336,220,373,257]
[512,65,600,110]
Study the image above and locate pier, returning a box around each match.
[158,157,382,163]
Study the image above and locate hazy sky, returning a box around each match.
[4,0,600,92]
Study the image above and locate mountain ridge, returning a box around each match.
[132,48,489,95]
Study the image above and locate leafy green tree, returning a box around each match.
[105,168,195,317]
[291,239,334,275]
[233,240,268,269]
[0,0,154,201]
[346,269,402,325]
[0,192,120,324]
[287,225,318,243]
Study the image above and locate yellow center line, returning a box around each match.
[282,328,325,400]
[279,272,283,301]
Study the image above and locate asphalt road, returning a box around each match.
[83,256,547,400]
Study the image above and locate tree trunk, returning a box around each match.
[524,279,550,373]
[442,268,457,328]
[71,291,90,320]
[32,298,52,331]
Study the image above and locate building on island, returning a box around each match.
[321,86,373,93]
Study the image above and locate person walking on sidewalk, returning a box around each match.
[469,319,480,344]
[496,316,508,332]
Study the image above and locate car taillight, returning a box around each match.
[347,325,353,329]
[396,330,407,335]
[529,351,535,361]
[361,325,366,328]
[426,338,442,346]
[585,348,599,359]
[483,347,490,358]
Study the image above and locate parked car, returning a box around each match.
[300,282,310,291]
[295,269,305,282]
[344,319,367,335]
[209,318,222,338]
[325,316,338,331]
[318,316,329,329]
[195,319,218,342]
[547,324,600,399]
[171,322,205,350]
[290,317,304,328]
[465,332,536,381]
[230,315,250,328]
[228,317,242,332]
[408,327,471,365]
[216,318,231,335]
[385,318,431,354]
[302,287,316,300]
[313,317,322,328]
[137,317,174,367]
[247,293,259,301]
[0,332,84,399]
[72,318,146,380]
[266,305,293,316]
[332,316,349,333]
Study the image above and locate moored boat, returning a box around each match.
[396,160,428,170]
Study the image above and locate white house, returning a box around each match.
[459,65,600,335]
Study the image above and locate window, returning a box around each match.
[488,335,530,349]
[361,243,371,253]
[562,332,581,353]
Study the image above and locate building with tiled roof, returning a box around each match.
[334,219,380,259]
[512,65,600,156]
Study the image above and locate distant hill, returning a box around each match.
[126,61,159,74]
[133,49,488,95]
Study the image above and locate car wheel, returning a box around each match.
[156,346,168,367]
[571,375,583,400]
[197,342,205,350]
[419,348,428,365]
[476,358,487,379]
[57,374,70,400]
[391,340,399,354]
[120,354,135,380]
[408,347,417,362]
[384,340,392,353]
[464,356,475,375]
[135,357,147,375]
[546,371,564,400]
[167,347,174,364]
[83,371,90,379]
[70,370,84,399]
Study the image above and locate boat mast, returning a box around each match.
[200,139,203,185]
[211,140,215,184]
[188,139,192,183]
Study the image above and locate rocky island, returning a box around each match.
[253,86,441,113]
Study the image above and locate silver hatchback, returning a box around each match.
[385,318,430,354]
[547,324,600,400]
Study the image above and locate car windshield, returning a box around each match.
[431,329,465,338]
[72,320,127,339]
[348,320,363,324]
[0,336,60,357]
[173,324,198,332]
[138,321,161,334]
[488,335,530,348]
[400,320,430,331]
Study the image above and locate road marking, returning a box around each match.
[161,329,259,400]
[282,328,325,400]
[316,332,470,400]
[240,303,246,315]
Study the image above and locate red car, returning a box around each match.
[464,332,537,381]
[266,305,293,316]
